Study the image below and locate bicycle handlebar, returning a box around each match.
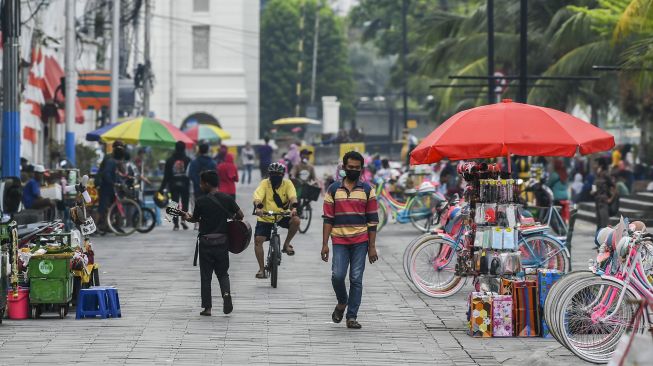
[259,211,292,218]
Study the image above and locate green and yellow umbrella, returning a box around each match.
[183,124,231,143]
[99,117,195,148]
[272,117,321,126]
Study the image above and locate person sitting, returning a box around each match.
[22,164,56,220]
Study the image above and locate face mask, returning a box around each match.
[302,158,308,164]
[345,169,361,181]
[339,170,346,179]
[270,175,283,187]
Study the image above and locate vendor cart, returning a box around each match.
[28,253,73,319]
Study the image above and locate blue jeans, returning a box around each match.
[331,243,368,320]
[242,164,253,184]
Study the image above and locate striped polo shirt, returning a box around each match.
[323,180,379,245]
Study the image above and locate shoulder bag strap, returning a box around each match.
[206,192,234,219]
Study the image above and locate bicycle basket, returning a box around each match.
[301,184,321,201]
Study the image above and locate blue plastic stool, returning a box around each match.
[97,286,121,318]
[76,288,110,319]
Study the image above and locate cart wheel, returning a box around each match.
[31,306,39,319]
[59,306,65,319]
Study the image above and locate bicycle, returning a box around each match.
[104,183,143,236]
[260,211,291,289]
[544,219,653,363]
[122,184,156,234]
[294,182,320,234]
[405,196,570,298]
[375,178,446,233]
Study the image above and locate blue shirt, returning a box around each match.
[22,178,41,209]
[259,145,273,166]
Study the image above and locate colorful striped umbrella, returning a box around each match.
[99,117,194,148]
[272,117,321,125]
[85,121,123,142]
[183,124,231,142]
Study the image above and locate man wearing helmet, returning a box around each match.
[252,162,300,279]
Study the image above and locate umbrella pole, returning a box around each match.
[507,153,512,174]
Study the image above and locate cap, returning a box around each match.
[33,164,46,173]
[112,140,125,149]
[300,149,312,155]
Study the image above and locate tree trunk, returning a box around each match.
[639,110,651,164]
[590,103,599,127]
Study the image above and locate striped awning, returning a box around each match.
[78,70,111,110]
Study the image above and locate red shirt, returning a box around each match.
[217,154,239,195]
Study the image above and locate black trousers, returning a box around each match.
[170,186,190,226]
[199,244,230,309]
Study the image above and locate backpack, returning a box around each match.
[172,159,186,177]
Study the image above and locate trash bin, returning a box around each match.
[28,254,73,319]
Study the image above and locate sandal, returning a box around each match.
[282,245,295,256]
[346,319,362,329]
[332,305,345,323]
[255,271,267,279]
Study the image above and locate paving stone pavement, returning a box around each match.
[0,178,599,365]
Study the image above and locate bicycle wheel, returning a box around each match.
[377,202,388,233]
[299,203,312,234]
[519,234,570,273]
[408,237,467,298]
[107,198,141,236]
[543,270,594,343]
[403,233,433,280]
[270,235,280,288]
[407,193,438,233]
[556,276,644,363]
[135,207,157,233]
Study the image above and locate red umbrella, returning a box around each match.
[410,99,615,165]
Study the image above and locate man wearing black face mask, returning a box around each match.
[97,140,125,231]
[252,162,300,279]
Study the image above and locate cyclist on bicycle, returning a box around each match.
[253,162,300,279]
[291,149,316,183]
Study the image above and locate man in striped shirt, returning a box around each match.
[321,151,379,329]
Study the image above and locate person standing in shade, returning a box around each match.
[593,159,616,230]
[22,165,56,220]
[321,151,379,330]
[258,137,274,179]
[241,142,256,185]
[188,143,217,200]
[160,141,191,231]
[184,170,244,316]
[218,153,239,200]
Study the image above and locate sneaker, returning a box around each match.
[223,293,233,314]
[346,319,361,329]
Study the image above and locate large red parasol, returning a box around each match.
[410,99,615,165]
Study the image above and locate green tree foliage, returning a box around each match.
[260,0,353,136]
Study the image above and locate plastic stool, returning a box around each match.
[93,286,121,318]
[76,288,110,319]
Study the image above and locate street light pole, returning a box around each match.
[65,0,77,166]
[1,0,21,177]
[401,0,408,141]
[487,0,495,104]
[143,0,151,116]
[110,0,120,124]
[518,0,528,103]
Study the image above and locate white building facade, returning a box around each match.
[149,0,260,145]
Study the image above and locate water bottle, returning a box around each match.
[68,170,77,186]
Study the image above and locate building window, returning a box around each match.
[193,0,209,12]
[192,26,210,69]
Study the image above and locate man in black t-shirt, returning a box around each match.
[185,171,244,316]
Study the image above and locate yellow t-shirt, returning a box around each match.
[253,178,297,223]
[611,150,622,167]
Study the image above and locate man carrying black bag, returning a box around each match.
[184,170,244,316]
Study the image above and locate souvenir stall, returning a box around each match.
[409,99,616,338]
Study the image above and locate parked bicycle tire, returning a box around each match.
[406,192,439,233]
[554,276,643,363]
[106,198,141,236]
[299,202,312,234]
[518,234,570,273]
[135,207,157,234]
[377,202,388,233]
[269,235,280,288]
[408,236,467,298]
